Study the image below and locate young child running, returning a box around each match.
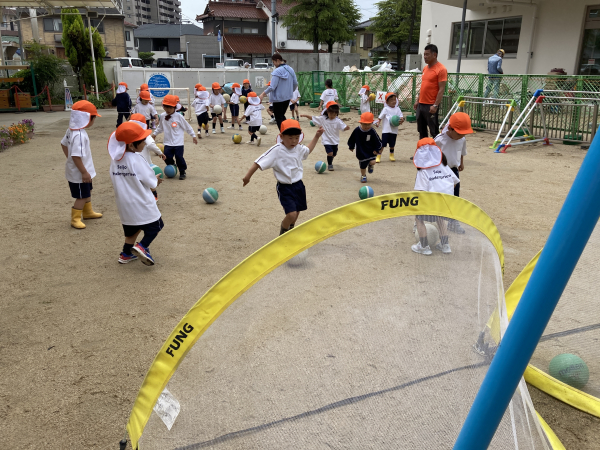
[243,120,324,235]
[289,87,301,121]
[348,112,383,183]
[242,79,253,122]
[319,79,338,110]
[209,82,226,134]
[133,91,158,129]
[434,111,473,234]
[359,85,371,114]
[411,138,460,255]
[375,92,404,162]
[112,82,131,127]
[227,83,243,131]
[301,101,349,171]
[108,121,164,266]
[61,100,103,229]
[244,92,264,146]
[193,83,203,98]
[191,87,210,138]
[129,113,166,201]
[152,94,198,180]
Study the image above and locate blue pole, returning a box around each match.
[454,132,600,448]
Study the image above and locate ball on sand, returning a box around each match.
[150,164,163,179]
[549,353,589,389]
[222,93,230,102]
[202,187,219,204]
[259,125,268,135]
[156,143,164,152]
[368,93,376,101]
[359,186,374,200]
[315,161,327,173]
[414,223,440,246]
[310,120,315,127]
[232,134,242,144]
[213,105,222,115]
[239,96,247,104]
[164,164,178,178]
[390,115,401,127]
[287,249,308,267]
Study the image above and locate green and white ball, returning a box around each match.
[150,164,163,179]
[164,164,178,178]
[359,186,374,200]
[390,115,401,127]
[315,161,327,173]
[310,120,315,127]
[202,187,219,204]
[549,353,589,389]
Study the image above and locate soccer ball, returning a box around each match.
[232,134,242,144]
[223,94,230,102]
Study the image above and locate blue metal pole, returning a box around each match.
[454,132,600,448]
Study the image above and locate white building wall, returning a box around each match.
[420,0,587,75]
[260,3,315,51]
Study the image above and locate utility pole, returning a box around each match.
[86,12,99,100]
[271,0,276,55]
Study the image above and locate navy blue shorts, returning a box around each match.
[324,144,338,156]
[122,217,164,237]
[230,104,239,116]
[211,112,222,118]
[196,112,209,127]
[359,158,375,169]
[382,133,397,149]
[68,181,93,199]
[248,125,261,133]
[276,180,307,214]
[290,103,296,111]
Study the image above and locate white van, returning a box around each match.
[224,59,245,70]
[116,57,144,68]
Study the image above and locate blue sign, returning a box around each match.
[217,30,221,42]
[147,73,170,98]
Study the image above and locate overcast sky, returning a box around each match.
[179,0,378,27]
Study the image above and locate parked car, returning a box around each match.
[115,57,144,68]
[156,58,189,69]
[224,59,245,69]
[254,62,270,70]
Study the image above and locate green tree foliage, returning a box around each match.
[282,0,360,53]
[61,9,108,91]
[370,0,421,68]
[138,51,155,65]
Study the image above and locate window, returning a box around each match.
[359,34,364,48]
[243,27,258,34]
[127,6,131,10]
[125,31,131,41]
[450,17,521,58]
[228,27,241,34]
[152,38,168,51]
[43,18,62,32]
[287,27,300,40]
[362,33,373,50]
[90,19,104,33]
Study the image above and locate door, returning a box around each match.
[579,6,600,74]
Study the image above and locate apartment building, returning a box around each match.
[123,0,181,27]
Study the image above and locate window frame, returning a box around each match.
[449,16,522,59]
[125,30,131,41]
[90,19,104,33]
[43,18,62,32]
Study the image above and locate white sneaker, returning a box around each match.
[256,136,261,146]
[212,129,216,134]
[220,127,225,133]
[411,242,432,255]
[435,243,452,254]
[227,125,235,129]
[269,118,276,124]
[247,140,255,145]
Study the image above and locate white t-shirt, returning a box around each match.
[140,135,163,165]
[255,142,310,184]
[320,88,338,104]
[191,97,209,115]
[61,128,96,183]
[230,92,239,105]
[110,151,161,225]
[311,115,347,146]
[133,102,157,120]
[414,164,460,196]
[435,132,467,168]
[245,105,265,126]
[360,94,371,113]
[378,105,403,135]
[290,89,300,105]
[154,112,196,146]
[209,93,225,113]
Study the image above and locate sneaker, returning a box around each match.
[390,153,396,162]
[328,164,334,171]
[411,242,432,255]
[227,125,235,129]
[256,136,261,146]
[448,220,466,234]
[269,118,277,124]
[179,172,186,180]
[212,129,216,134]
[436,243,452,254]
[376,154,381,163]
[239,126,243,131]
[361,175,367,183]
[132,243,155,266]
[368,164,374,174]
[247,140,256,145]
[118,253,138,264]
[221,127,225,133]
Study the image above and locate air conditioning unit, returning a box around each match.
[279,41,286,48]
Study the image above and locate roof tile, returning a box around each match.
[200,1,269,21]
[223,34,272,54]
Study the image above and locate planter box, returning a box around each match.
[43,105,64,112]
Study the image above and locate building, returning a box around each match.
[124,21,138,57]
[351,19,378,69]
[1,8,21,62]
[134,23,207,61]
[19,8,127,59]
[123,0,181,27]
[419,0,600,75]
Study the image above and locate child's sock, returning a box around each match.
[123,243,134,255]
[390,148,395,153]
[440,235,449,245]
[327,156,334,165]
[280,226,289,235]
[251,133,256,142]
[212,123,216,129]
[289,224,295,229]
[419,236,429,248]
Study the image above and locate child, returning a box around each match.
[129,113,166,201]
[193,83,203,98]
[209,82,226,134]
[112,82,131,127]
[174,95,187,116]
[137,84,155,105]
[359,85,371,114]
[133,91,158,129]
[319,79,338,110]
[375,92,404,162]
[61,100,103,229]
[289,87,301,121]
[411,138,460,255]
[244,92,264,146]
[191,87,210,138]
[348,112,383,183]
[227,83,243,131]
[108,122,164,266]
[152,94,198,180]
[242,120,324,235]
[266,81,276,124]
[301,101,349,171]
[434,112,473,234]
[242,78,253,121]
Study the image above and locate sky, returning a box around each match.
[179,0,378,27]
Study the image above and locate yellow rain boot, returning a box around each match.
[71,208,86,229]
[389,153,396,162]
[82,202,103,219]
[376,154,381,163]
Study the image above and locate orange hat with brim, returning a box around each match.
[195,83,202,90]
[247,91,260,105]
[162,95,178,107]
[413,137,442,169]
[362,85,370,90]
[243,79,250,84]
[322,101,339,116]
[385,92,397,101]
[139,91,151,101]
[232,83,241,88]
[212,82,221,90]
[129,113,148,129]
[70,100,101,130]
[140,83,149,91]
[359,112,374,124]
[449,112,474,134]
[276,119,304,144]
[107,122,153,161]
[117,82,128,94]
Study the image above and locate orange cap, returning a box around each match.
[280,119,302,133]
[115,122,152,144]
[385,92,397,101]
[416,137,437,148]
[362,85,370,90]
[139,91,151,100]
[232,83,241,88]
[247,92,257,97]
[162,95,178,107]
[73,100,101,117]
[198,86,206,91]
[174,95,180,102]
[449,112,474,134]
[243,79,250,84]
[195,83,202,90]
[325,101,338,109]
[212,82,221,90]
[140,83,149,91]
[267,81,271,86]
[129,113,146,123]
[118,82,128,88]
[358,112,374,124]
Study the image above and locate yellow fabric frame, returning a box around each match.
[127,192,506,448]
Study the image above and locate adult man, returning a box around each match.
[484,49,505,99]
[259,53,298,130]
[413,44,447,140]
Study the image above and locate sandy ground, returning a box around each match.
[0,106,599,449]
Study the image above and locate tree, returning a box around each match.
[139,51,155,65]
[370,0,421,68]
[281,0,360,53]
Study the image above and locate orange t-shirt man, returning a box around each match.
[419,62,448,105]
